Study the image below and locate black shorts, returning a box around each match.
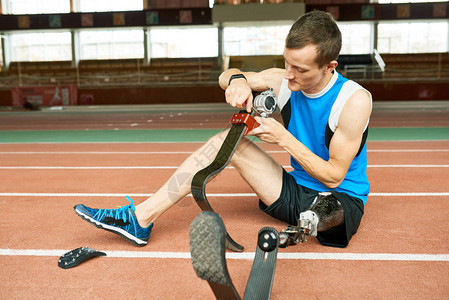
[259,169,364,248]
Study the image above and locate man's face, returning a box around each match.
[283,45,329,94]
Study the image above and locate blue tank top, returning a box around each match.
[280,72,370,204]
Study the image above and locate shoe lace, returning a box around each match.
[93,196,136,224]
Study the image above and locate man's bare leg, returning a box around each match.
[229,137,284,206]
[134,132,284,228]
[134,131,228,227]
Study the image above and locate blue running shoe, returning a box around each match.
[74,196,153,247]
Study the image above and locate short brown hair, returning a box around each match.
[286,10,342,68]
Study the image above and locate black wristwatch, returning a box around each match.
[228,74,247,85]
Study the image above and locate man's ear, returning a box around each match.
[325,60,338,73]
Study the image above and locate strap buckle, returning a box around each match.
[229,113,260,135]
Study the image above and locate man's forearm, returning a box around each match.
[218,68,244,90]
[278,132,345,189]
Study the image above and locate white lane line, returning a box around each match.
[1,165,448,170]
[0,166,184,170]
[0,192,448,197]
[0,149,447,155]
[369,192,449,196]
[0,151,286,154]
[0,248,448,262]
[367,165,449,168]
[0,151,197,154]
[368,149,449,152]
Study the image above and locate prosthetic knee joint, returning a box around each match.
[279,192,344,247]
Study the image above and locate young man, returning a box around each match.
[74,10,372,248]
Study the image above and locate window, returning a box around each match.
[2,0,70,14]
[2,0,145,13]
[79,30,144,59]
[378,21,448,53]
[378,0,447,3]
[0,37,3,68]
[222,23,372,56]
[338,22,372,54]
[150,27,218,58]
[78,0,143,12]
[223,25,290,56]
[9,32,72,61]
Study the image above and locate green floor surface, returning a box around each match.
[0,127,448,143]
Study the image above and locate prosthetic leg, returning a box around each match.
[279,192,344,247]
[190,192,345,299]
[189,92,345,298]
[190,211,279,300]
[191,89,278,252]
[190,211,241,300]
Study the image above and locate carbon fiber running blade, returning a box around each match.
[191,114,248,252]
[190,211,241,300]
[243,227,279,300]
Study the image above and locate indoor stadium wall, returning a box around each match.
[0,1,447,106]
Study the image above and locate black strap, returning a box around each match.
[228,74,247,85]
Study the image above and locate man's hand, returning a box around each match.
[248,116,288,144]
[219,68,285,113]
[225,78,254,113]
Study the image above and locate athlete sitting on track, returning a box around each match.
[74,10,372,248]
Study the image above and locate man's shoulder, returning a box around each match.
[277,77,291,110]
[339,78,371,102]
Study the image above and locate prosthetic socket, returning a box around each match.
[279,192,344,247]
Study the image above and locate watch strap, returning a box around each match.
[228,74,247,85]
